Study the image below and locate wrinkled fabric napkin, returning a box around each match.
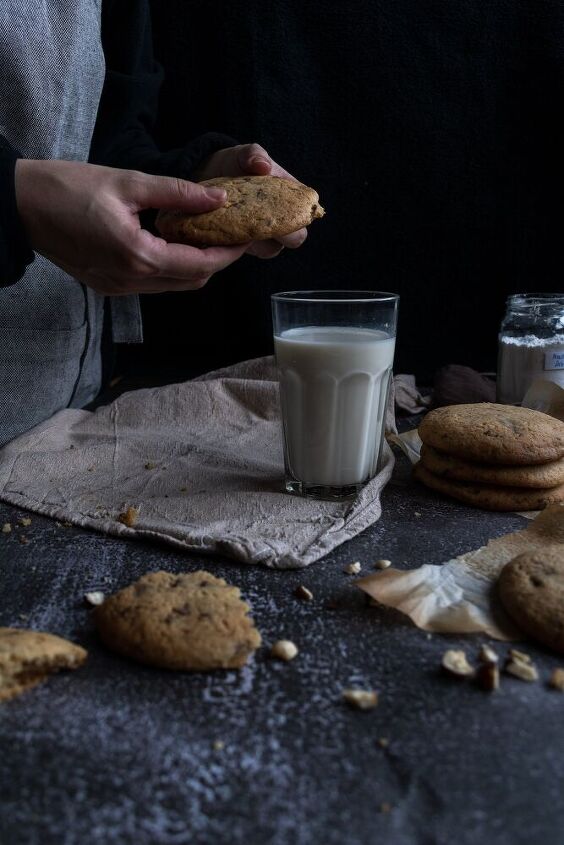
[0,357,395,569]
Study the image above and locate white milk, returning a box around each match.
[274,326,395,487]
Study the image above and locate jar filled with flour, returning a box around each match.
[497,293,564,405]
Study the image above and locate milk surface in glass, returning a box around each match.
[274,326,395,486]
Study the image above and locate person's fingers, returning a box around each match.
[125,172,227,213]
[135,231,249,282]
[245,240,285,259]
[276,228,308,249]
[237,143,273,175]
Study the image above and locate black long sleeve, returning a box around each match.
[0,135,35,286]
[89,0,237,178]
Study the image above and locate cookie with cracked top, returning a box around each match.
[498,550,564,652]
[418,403,564,466]
[156,175,325,246]
[93,570,261,670]
[0,628,87,702]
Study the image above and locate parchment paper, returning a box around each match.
[357,504,564,640]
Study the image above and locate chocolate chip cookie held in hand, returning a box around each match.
[156,175,325,247]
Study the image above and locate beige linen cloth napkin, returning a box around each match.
[0,357,395,569]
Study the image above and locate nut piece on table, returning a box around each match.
[344,562,361,575]
[84,591,105,607]
[294,585,314,602]
[478,644,499,664]
[505,652,539,682]
[441,649,475,678]
[374,559,392,570]
[271,640,298,662]
[117,506,139,528]
[476,661,500,691]
[549,668,564,691]
[2,523,12,534]
[18,517,32,527]
[342,688,379,710]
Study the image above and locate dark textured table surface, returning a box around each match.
[1,452,563,845]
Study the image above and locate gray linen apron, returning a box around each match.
[0,0,142,446]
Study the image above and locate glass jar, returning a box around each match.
[497,293,564,405]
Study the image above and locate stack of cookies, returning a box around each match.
[414,403,564,511]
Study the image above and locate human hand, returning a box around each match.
[14,159,249,295]
[193,143,308,259]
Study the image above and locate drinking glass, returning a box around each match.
[272,290,399,500]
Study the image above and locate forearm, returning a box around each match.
[0,135,35,286]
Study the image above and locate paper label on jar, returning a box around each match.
[544,349,564,371]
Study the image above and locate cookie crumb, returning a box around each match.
[212,740,225,751]
[342,688,378,710]
[414,511,422,518]
[441,649,475,678]
[118,506,139,528]
[144,462,156,470]
[180,487,188,492]
[84,591,105,607]
[377,737,389,748]
[271,640,298,661]
[375,559,391,570]
[2,523,11,534]
[549,668,564,691]
[344,562,361,575]
[18,535,29,545]
[294,585,313,602]
[18,517,32,527]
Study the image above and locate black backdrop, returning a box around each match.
[121,0,564,383]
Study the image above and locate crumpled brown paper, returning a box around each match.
[357,504,564,640]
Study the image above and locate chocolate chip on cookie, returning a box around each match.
[93,571,261,671]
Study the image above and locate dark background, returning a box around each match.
[120,0,564,383]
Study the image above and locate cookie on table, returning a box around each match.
[414,463,564,511]
[0,628,87,702]
[94,571,261,671]
[420,444,564,489]
[498,550,564,652]
[156,175,325,246]
[418,403,564,466]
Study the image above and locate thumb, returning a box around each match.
[128,173,227,213]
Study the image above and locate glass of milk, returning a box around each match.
[272,291,399,500]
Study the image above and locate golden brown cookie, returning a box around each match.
[156,175,325,246]
[93,571,261,671]
[498,550,564,652]
[414,463,564,511]
[0,628,87,702]
[418,403,564,466]
[420,444,564,489]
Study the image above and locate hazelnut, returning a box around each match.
[441,649,475,678]
[84,591,105,607]
[476,661,500,691]
[375,559,392,570]
[294,585,313,602]
[118,506,139,528]
[271,640,298,661]
[342,689,379,710]
[549,668,564,691]
[344,562,361,575]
